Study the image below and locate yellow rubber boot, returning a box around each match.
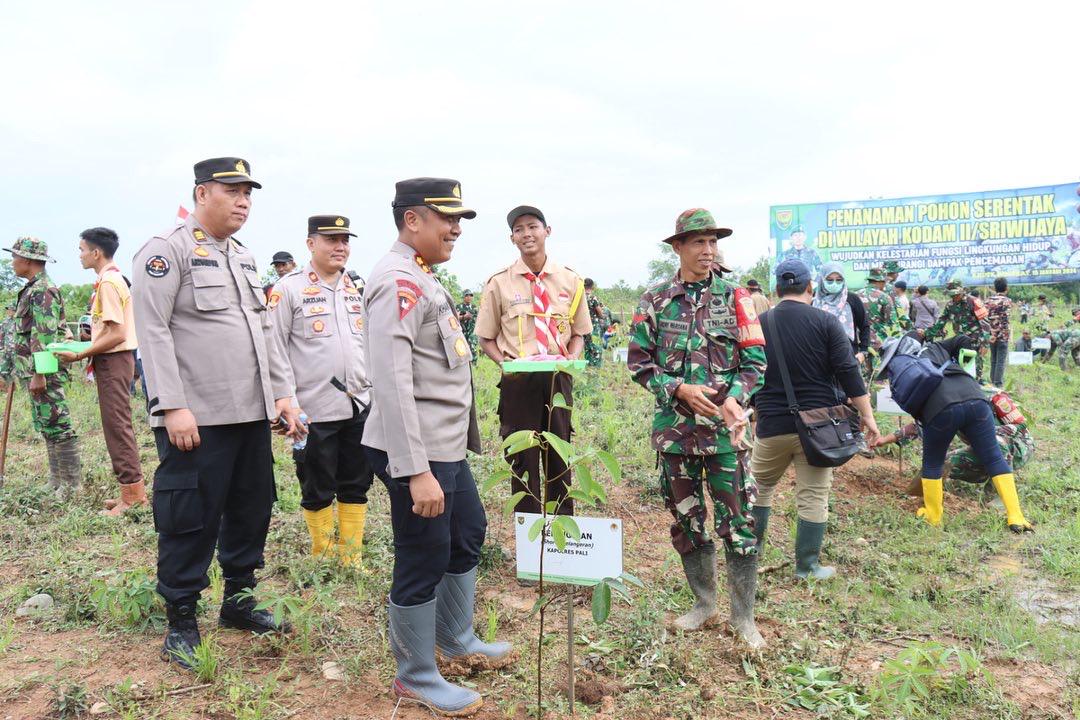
[337,502,368,569]
[302,506,336,558]
[990,473,1034,533]
[916,478,944,527]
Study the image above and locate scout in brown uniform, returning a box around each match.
[363,178,512,717]
[133,157,304,669]
[268,215,372,567]
[475,205,592,515]
[56,227,146,516]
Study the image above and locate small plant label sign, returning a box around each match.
[1008,351,1033,365]
[876,388,906,415]
[514,513,622,585]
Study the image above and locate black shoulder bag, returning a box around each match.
[762,311,861,468]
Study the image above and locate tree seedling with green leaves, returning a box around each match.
[481,364,643,718]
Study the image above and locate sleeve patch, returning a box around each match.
[145,255,170,278]
[396,278,424,320]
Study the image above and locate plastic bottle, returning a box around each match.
[292,412,309,451]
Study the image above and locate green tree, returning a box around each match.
[433,265,464,301]
[646,242,677,286]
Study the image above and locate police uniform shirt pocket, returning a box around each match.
[437,306,470,368]
[345,299,364,334]
[302,303,333,339]
[191,271,229,312]
[244,273,266,309]
[152,470,203,535]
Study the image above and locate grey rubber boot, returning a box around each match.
[725,547,766,649]
[45,437,62,491]
[434,567,513,668]
[794,519,836,580]
[52,435,83,498]
[673,544,719,631]
[752,506,771,554]
[388,598,483,717]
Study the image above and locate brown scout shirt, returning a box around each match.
[132,215,293,428]
[475,256,592,359]
[361,241,476,477]
[268,262,370,423]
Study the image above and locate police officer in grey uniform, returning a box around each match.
[363,178,513,716]
[268,215,372,568]
[133,157,304,669]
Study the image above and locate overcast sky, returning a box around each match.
[1,1,1077,290]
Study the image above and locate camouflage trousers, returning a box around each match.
[659,450,758,557]
[583,334,603,367]
[465,332,478,364]
[946,433,1033,484]
[1048,337,1080,370]
[860,350,877,390]
[19,374,75,441]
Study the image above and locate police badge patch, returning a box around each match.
[145,255,170,278]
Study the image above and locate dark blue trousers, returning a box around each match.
[364,449,487,606]
[921,399,1011,479]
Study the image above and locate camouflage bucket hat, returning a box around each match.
[946,280,965,294]
[662,208,733,246]
[883,260,902,273]
[866,266,887,282]
[3,236,56,263]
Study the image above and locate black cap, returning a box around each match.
[392,178,476,219]
[193,157,262,189]
[271,251,294,264]
[775,258,812,289]
[507,205,546,228]
[745,278,761,288]
[308,215,356,237]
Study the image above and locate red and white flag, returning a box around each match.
[176,205,190,225]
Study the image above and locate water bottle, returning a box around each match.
[292,412,309,451]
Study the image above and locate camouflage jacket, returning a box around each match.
[587,294,608,334]
[1,271,67,379]
[0,314,15,381]
[926,295,991,345]
[856,286,900,349]
[984,293,1013,344]
[627,271,766,455]
[455,301,476,337]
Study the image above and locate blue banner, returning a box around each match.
[770,182,1080,288]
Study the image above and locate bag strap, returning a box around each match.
[762,310,800,414]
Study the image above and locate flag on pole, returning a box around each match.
[177,205,189,225]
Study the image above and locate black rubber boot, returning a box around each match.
[162,602,201,669]
[752,506,771,554]
[219,580,291,634]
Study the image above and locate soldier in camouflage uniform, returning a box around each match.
[923,280,991,383]
[455,290,478,364]
[882,260,912,330]
[0,238,82,496]
[628,208,767,648]
[583,278,605,367]
[856,267,901,386]
[781,226,823,284]
[0,306,16,384]
[1046,325,1080,370]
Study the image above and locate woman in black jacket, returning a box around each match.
[874,333,1034,533]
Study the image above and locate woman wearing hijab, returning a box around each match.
[812,263,870,365]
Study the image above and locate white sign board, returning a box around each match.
[876,387,906,415]
[515,513,622,586]
[612,347,628,363]
[1008,351,1033,365]
[1032,337,1051,350]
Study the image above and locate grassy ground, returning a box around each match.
[0,338,1076,719]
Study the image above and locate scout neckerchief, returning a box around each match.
[523,270,568,357]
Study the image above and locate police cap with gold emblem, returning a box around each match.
[193,157,262,189]
[392,178,476,219]
[308,215,357,237]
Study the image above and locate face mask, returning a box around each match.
[823,280,844,294]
